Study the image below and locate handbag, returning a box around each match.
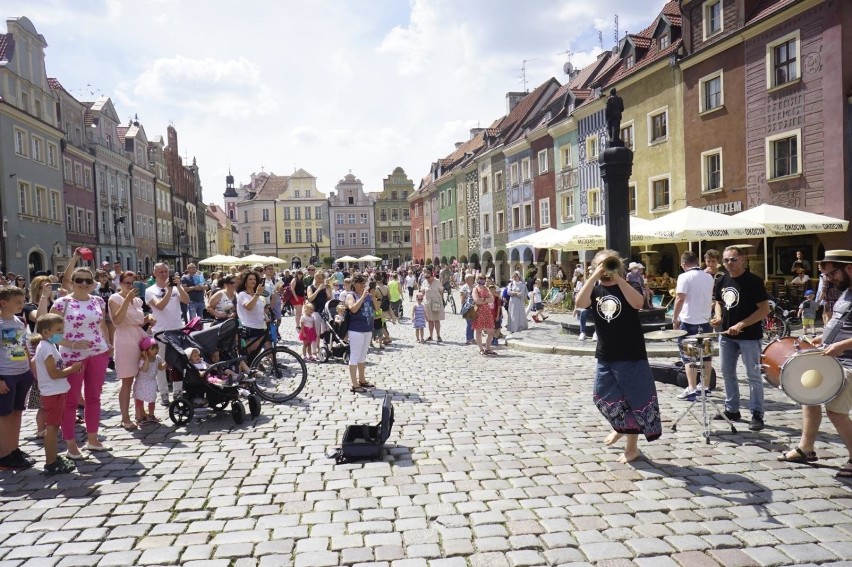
[430,300,443,313]
[460,298,477,319]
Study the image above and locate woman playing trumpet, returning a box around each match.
[575,249,662,463]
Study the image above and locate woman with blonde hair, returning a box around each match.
[575,249,661,464]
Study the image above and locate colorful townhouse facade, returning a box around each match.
[328,172,377,260]
[375,167,413,268]
[277,169,331,267]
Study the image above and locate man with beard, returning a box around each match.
[710,246,771,431]
[779,250,852,478]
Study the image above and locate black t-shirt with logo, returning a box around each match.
[589,282,647,361]
[713,270,768,341]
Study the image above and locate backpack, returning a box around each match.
[379,289,390,312]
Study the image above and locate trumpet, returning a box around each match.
[601,254,623,278]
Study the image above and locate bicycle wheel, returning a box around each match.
[449,295,457,314]
[250,346,308,403]
[762,314,788,345]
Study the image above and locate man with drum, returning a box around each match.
[779,250,852,478]
[711,246,771,431]
[672,251,715,400]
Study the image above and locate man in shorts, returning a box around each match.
[780,250,852,478]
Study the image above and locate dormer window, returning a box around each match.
[703,0,723,39]
[659,33,670,50]
[627,54,635,69]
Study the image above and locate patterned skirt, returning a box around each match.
[593,359,662,442]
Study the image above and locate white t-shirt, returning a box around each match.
[404,275,416,288]
[676,267,714,324]
[237,291,267,330]
[35,340,70,396]
[146,283,184,333]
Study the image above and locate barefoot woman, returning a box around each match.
[575,249,662,463]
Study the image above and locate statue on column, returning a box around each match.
[605,88,624,146]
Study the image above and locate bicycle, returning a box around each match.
[241,319,308,403]
[443,286,457,314]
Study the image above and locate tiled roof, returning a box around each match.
[0,34,12,62]
[47,77,63,91]
[116,126,127,146]
[567,52,612,90]
[254,173,288,201]
[629,35,652,50]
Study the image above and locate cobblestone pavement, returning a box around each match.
[1,303,851,567]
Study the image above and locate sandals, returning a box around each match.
[358,382,375,388]
[121,421,138,431]
[350,386,367,394]
[777,446,818,463]
[837,461,852,479]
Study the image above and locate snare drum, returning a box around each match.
[761,337,846,405]
[681,337,713,359]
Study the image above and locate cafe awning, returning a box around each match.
[732,203,849,236]
[157,248,180,258]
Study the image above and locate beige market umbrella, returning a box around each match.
[240,254,273,264]
[506,227,563,249]
[199,254,241,266]
[357,255,382,262]
[335,255,359,263]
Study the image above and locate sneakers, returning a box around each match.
[160,395,170,407]
[591,333,598,341]
[578,333,587,341]
[44,455,76,476]
[677,387,698,400]
[0,449,34,470]
[713,410,742,422]
[749,412,765,431]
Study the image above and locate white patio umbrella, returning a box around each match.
[357,255,382,262]
[334,255,359,263]
[240,253,273,265]
[199,254,241,266]
[506,227,563,249]
[551,218,665,251]
[261,256,287,264]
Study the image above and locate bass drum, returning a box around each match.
[761,337,845,405]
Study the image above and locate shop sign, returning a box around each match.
[701,201,743,214]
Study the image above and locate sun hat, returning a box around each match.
[139,336,157,351]
[819,250,852,265]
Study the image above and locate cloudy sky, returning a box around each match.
[7,0,666,205]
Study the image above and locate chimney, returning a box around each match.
[506,92,526,113]
[469,127,485,139]
[454,142,463,149]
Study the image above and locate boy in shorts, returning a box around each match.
[798,289,818,335]
[0,286,35,470]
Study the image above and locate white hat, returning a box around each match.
[628,262,639,270]
[636,263,645,270]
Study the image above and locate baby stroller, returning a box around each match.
[318,299,350,364]
[156,318,262,425]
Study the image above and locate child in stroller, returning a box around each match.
[318,299,350,364]
[156,318,262,425]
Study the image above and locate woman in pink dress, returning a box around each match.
[52,266,112,459]
[471,276,497,355]
[109,271,151,431]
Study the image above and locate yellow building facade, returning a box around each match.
[275,169,331,266]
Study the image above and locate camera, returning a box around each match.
[369,280,377,290]
[169,271,179,286]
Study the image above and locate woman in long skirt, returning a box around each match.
[506,272,528,334]
[575,249,661,463]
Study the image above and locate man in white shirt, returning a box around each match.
[110,260,122,289]
[146,262,189,405]
[672,251,716,399]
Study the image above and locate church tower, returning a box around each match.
[223,169,238,221]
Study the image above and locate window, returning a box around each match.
[620,123,634,150]
[626,53,635,69]
[296,229,302,243]
[20,91,29,112]
[512,206,520,230]
[337,232,345,246]
[294,207,301,220]
[482,213,490,234]
[496,211,505,233]
[586,134,599,161]
[562,147,572,170]
[34,99,42,119]
[425,228,430,245]
[77,208,84,233]
[244,211,248,223]
[304,207,311,220]
[648,108,668,144]
[361,232,369,245]
[628,184,637,215]
[495,171,504,191]
[18,181,29,215]
[416,229,421,245]
[315,206,323,219]
[348,213,356,225]
[63,159,72,181]
[521,158,531,180]
[659,33,670,50]
[316,228,323,242]
[347,193,354,205]
[433,224,439,242]
[361,213,368,224]
[74,164,82,186]
[588,188,601,217]
[66,205,74,229]
[703,0,723,39]
[349,232,356,246]
[336,213,343,225]
[441,222,446,240]
[447,190,453,206]
[767,32,799,88]
[380,231,388,244]
[283,207,291,220]
[481,176,489,195]
[448,220,454,239]
[14,129,27,157]
[263,231,271,244]
[701,149,723,192]
[86,212,94,234]
[47,143,58,168]
[539,199,551,228]
[458,216,465,237]
[50,191,60,221]
[402,209,410,221]
[510,163,519,186]
[650,175,671,210]
[262,209,269,221]
[391,209,399,222]
[766,130,801,179]
[537,149,548,174]
[523,204,532,227]
[699,71,724,112]
[294,190,300,198]
[305,190,311,198]
[561,193,574,222]
[380,209,388,222]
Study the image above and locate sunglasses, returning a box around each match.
[822,267,842,279]
[722,257,740,264]
[74,278,94,285]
